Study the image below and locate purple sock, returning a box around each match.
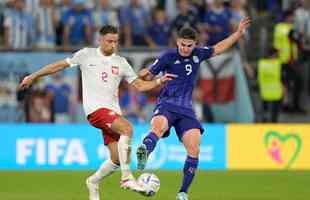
[179,156,199,193]
[142,132,158,156]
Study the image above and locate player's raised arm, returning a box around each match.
[131,73,177,92]
[19,59,70,90]
[212,17,251,56]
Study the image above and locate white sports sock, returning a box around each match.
[118,135,133,180]
[88,159,119,184]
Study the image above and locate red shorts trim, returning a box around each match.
[87,108,121,145]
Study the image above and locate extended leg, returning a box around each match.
[137,115,169,170]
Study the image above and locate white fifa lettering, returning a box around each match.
[16,139,35,165]
[64,139,88,165]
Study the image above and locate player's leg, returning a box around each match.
[87,141,120,183]
[177,128,201,200]
[86,142,120,200]
[174,117,203,200]
[110,117,136,179]
[137,113,172,170]
[87,108,144,193]
[143,115,169,154]
[111,116,150,194]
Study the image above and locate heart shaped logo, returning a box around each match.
[264,131,302,168]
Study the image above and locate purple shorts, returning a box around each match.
[153,105,204,141]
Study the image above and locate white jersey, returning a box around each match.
[66,47,138,116]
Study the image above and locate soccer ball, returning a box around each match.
[137,173,160,196]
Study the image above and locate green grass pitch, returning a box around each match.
[1,170,309,200]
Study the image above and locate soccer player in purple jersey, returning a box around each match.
[136,18,251,200]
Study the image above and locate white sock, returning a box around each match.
[118,135,133,180]
[88,159,119,184]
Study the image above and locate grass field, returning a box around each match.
[1,170,309,200]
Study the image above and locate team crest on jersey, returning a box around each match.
[111,66,119,75]
[193,56,199,63]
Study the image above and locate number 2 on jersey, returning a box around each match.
[185,64,192,75]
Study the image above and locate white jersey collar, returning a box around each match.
[97,47,116,59]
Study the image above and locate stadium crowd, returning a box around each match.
[0,0,309,123]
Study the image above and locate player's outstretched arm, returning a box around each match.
[19,60,70,90]
[212,17,251,56]
[131,73,177,92]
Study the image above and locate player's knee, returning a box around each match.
[122,123,133,137]
[187,145,200,157]
[151,124,167,135]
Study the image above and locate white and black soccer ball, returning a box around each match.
[138,173,160,196]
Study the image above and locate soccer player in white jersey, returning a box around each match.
[19,25,176,200]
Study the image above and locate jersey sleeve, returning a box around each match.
[66,48,87,67]
[122,59,138,84]
[199,46,214,61]
[148,53,168,76]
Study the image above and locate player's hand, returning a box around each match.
[19,75,35,90]
[237,17,251,35]
[160,73,178,84]
[138,68,150,78]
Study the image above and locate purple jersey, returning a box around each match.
[149,47,214,118]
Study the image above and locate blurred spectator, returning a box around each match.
[294,0,310,49]
[230,0,254,79]
[25,80,53,123]
[25,0,39,17]
[145,8,171,48]
[119,0,150,47]
[139,0,157,12]
[164,0,178,20]
[62,0,93,48]
[293,0,310,96]
[107,0,124,10]
[273,10,305,113]
[54,0,71,46]
[266,0,281,14]
[0,13,3,45]
[3,0,35,49]
[258,48,283,122]
[171,0,202,44]
[230,0,247,30]
[204,0,233,46]
[45,73,72,123]
[34,0,57,49]
[192,0,208,20]
[93,0,119,45]
[120,84,147,123]
[282,0,296,11]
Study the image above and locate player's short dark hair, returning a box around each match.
[99,25,118,36]
[177,27,198,41]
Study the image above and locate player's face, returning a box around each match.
[99,33,119,56]
[177,38,196,57]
